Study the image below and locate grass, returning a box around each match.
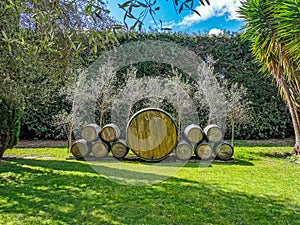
[0,143,300,225]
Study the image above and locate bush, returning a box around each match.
[0,97,22,158]
[19,32,293,140]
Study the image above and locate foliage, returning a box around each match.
[0,0,116,145]
[223,82,252,146]
[20,32,293,140]
[115,32,292,139]
[118,0,210,31]
[1,145,300,224]
[239,0,300,153]
[0,97,22,158]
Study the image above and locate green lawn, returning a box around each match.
[1,144,300,225]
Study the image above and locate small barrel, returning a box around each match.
[204,124,223,143]
[127,108,178,162]
[80,124,101,142]
[71,139,91,159]
[99,123,120,142]
[214,142,234,160]
[194,142,214,160]
[174,140,193,160]
[91,140,110,158]
[184,124,204,144]
[111,139,129,159]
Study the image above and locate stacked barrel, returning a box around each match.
[71,123,128,160]
[175,124,234,161]
[71,108,234,161]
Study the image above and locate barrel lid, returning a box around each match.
[126,108,178,162]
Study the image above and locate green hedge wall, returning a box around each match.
[20,32,293,140]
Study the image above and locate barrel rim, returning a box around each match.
[111,139,129,159]
[213,141,234,160]
[126,107,178,162]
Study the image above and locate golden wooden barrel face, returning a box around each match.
[71,141,88,158]
[127,108,177,161]
[100,124,120,142]
[100,127,116,142]
[175,143,192,160]
[205,125,223,143]
[81,125,99,142]
[187,127,203,143]
[216,143,233,160]
[111,143,128,159]
[91,142,109,158]
[196,143,213,160]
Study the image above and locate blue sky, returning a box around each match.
[107,1,245,34]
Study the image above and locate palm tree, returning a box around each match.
[239,0,300,155]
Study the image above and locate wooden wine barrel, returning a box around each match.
[111,139,129,159]
[174,140,193,160]
[127,108,178,162]
[204,124,223,143]
[214,142,234,160]
[80,124,101,142]
[99,123,120,142]
[91,140,110,158]
[71,139,90,159]
[184,124,204,143]
[194,142,214,160]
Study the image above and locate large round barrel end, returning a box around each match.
[127,108,178,162]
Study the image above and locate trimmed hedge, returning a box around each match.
[19,32,293,140]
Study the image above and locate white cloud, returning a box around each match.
[178,0,242,27]
[209,28,224,36]
[161,21,176,30]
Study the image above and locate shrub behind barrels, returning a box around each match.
[0,97,22,159]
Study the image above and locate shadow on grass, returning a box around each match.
[0,158,299,224]
[255,151,291,159]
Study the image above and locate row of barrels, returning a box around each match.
[175,124,234,161]
[71,123,129,160]
[71,108,234,161]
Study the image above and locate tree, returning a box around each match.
[0,0,211,159]
[239,0,300,155]
[223,82,252,146]
[0,0,116,159]
[118,0,210,30]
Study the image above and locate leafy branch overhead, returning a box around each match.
[118,0,210,31]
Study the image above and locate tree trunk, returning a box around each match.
[0,149,4,160]
[231,122,235,147]
[68,122,73,153]
[280,79,300,155]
